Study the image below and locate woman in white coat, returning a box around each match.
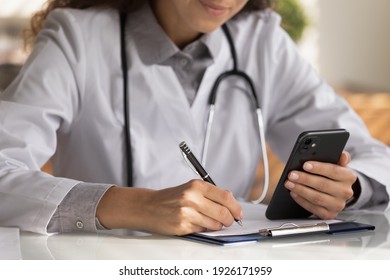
[0,0,389,235]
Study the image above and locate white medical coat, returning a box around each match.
[1,8,389,234]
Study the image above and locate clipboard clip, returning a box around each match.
[259,222,330,237]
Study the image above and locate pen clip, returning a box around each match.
[180,150,200,176]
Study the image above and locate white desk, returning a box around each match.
[19,204,390,260]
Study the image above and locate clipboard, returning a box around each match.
[181,221,375,246]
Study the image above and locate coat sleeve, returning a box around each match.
[0,9,87,234]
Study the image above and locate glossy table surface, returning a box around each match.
[19,203,390,260]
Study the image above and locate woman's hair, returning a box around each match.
[25,0,273,48]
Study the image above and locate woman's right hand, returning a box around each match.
[96,179,243,236]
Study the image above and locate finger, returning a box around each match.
[286,180,346,212]
[149,183,227,235]
[188,207,225,232]
[196,193,239,227]
[180,180,242,227]
[289,191,340,220]
[184,201,238,232]
[199,182,243,222]
[166,206,223,236]
[287,169,354,201]
[302,160,357,184]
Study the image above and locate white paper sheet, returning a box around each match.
[0,227,22,260]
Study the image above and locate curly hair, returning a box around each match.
[25,0,273,48]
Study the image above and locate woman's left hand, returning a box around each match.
[284,150,357,219]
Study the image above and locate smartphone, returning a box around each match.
[265,129,350,220]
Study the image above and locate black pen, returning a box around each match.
[179,141,243,226]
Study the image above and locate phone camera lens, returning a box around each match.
[304,138,312,145]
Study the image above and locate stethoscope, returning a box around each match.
[119,12,269,203]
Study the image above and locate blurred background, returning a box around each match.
[0,0,44,65]
[1,0,389,199]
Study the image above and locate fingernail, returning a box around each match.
[285,181,295,189]
[240,210,244,220]
[304,162,313,170]
[289,172,299,180]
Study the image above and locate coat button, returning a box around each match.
[76,220,84,229]
[179,58,189,66]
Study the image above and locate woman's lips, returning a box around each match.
[199,0,229,17]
